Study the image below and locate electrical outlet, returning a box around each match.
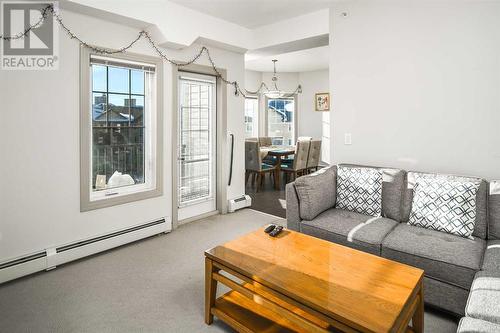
[344,133,352,145]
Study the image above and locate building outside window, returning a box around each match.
[267,98,295,145]
[80,51,163,211]
[244,97,258,138]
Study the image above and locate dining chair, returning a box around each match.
[258,136,277,165]
[258,137,273,147]
[306,140,322,173]
[281,140,310,183]
[281,137,311,165]
[245,141,277,191]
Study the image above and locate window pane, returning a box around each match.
[130,96,144,126]
[267,98,294,146]
[189,84,200,107]
[92,65,106,92]
[107,94,130,127]
[108,67,129,93]
[180,160,209,202]
[92,92,107,127]
[92,128,111,189]
[131,70,144,95]
[93,128,110,146]
[90,62,148,194]
[245,98,258,138]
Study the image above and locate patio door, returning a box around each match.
[177,72,217,221]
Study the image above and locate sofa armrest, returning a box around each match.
[286,182,301,231]
[490,180,500,239]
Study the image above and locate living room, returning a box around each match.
[1,1,499,332]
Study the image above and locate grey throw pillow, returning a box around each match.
[295,166,337,221]
[408,173,481,238]
[336,166,383,217]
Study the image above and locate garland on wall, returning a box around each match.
[0,4,302,98]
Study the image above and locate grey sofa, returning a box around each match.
[286,164,500,331]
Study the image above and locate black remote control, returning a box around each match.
[269,226,283,237]
[264,224,276,233]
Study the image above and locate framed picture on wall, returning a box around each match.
[315,92,330,111]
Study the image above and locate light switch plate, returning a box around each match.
[344,133,352,145]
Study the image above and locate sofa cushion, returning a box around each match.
[336,166,383,217]
[382,224,485,289]
[301,208,398,255]
[489,181,500,239]
[482,240,500,271]
[339,164,406,221]
[295,166,337,221]
[466,271,500,325]
[457,317,500,333]
[402,172,488,240]
[380,168,406,222]
[408,172,481,238]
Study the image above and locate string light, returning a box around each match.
[0,4,302,98]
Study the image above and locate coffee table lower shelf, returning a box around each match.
[213,290,319,333]
[212,290,417,333]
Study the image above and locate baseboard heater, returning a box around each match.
[0,218,170,284]
[228,195,252,212]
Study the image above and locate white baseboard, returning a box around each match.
[0,218,171,284]
[0,255,47,284]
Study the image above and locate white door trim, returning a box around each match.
[171,64,228,229]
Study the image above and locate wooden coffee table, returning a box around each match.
[205,227,424,333]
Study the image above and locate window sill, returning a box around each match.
[81,186,163,212]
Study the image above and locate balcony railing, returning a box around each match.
[92,143,144,189]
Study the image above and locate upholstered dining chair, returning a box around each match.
[281,137,312,165]
[245,141,277,191]
[306,140,322,173]
[258,136,277,165]
[258,136,273,147]
[281,140,310,183]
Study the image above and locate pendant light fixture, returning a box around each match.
[264,59,302,98]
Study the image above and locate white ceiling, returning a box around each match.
[168,0,334,29]
[245,46,329,72]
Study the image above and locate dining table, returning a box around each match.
[260,145,296,189]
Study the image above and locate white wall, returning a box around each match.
[0,9,245,261]
[245,70,263,93]
[330,1,500,180]
[298,70,329,140]
[298,70,330,163]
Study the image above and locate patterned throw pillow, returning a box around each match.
[336,166,383,217]
[408,173,481,238]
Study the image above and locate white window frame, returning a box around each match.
[244,96,259,138]
[80,47,163,211]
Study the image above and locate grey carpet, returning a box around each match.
[0,209,458,332]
